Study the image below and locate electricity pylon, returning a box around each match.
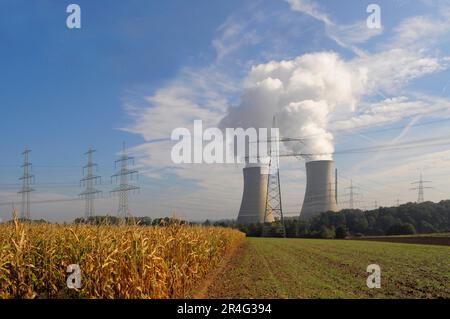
[18,147,34,220]
[345,180,361,209]
[410,172,432,203]
[111,143,139,219]
[264,117,285,237]
[80,147,102,219]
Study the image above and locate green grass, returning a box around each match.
[206,238,450,299]
[362,232,450,238]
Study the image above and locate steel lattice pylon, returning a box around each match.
[111,143,139,219]
[410,172,432,203]
[79,148,102,219]
[263,118,286,237]
[18,147,34,220]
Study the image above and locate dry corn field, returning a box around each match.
[0,219,245,299]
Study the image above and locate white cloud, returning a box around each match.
[327,20,383,45]
[123,2,450,220]
[286,0,382,56]
[220,52,368,160]
[333,95,450,131]
[286,0,332,25]
[212,15,262,61]
[388,15,450,49]
[123,66,237,142]
[352,49,446,94]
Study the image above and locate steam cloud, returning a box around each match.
[220,52,367,161]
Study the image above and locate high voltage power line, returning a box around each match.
[0,197,85,207]
[278,135,450,158]
[244,135,450,163]
[111,143,140,218]
[251,115,450,143]
[345,180,361,209]
[410,172,433,203]
[336,174,396,208]
[0,144,137,219]
[0,132,449,218]
[18,147,34,219]
[79,148,102,219]
[263,117,285,237]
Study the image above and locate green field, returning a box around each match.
[200,238,450,299]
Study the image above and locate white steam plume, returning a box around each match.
[220,52,367,161]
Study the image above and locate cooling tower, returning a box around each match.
[300,160,338,220]
[237,165,274,224]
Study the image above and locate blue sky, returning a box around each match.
[0,0,238,165]
[1,0,450,222]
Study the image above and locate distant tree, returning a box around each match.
[376,214,398,233]
[419,221,436,233]
[335,225,349,239]
[345,211,369,234]
[319,226,335,239]
[284,219,299,237]
[70,199,449,239]
[297,222,311,238]
[387,223,416,235]
[243,223,263,237]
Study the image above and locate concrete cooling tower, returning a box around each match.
[300,160,338,220]
[237,165,274,224]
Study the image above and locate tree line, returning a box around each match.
[8,200,449,240]
[216,200,450,238]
